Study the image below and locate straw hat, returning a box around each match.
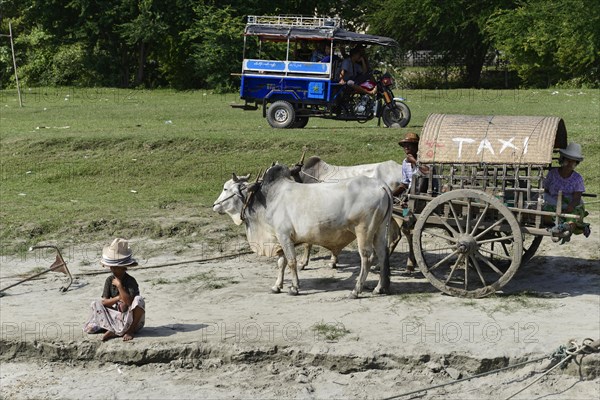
[398,132,420,145]
[101,238,137,267]
[558,142,584,162]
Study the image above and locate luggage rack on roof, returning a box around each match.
[246,15,341,28]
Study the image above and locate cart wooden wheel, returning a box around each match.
[523,235,543,264]
[485,232,542,269]
[413,189,523,298]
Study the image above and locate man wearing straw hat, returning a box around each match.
[83,238,145,341]
[391,132,432,273]
[393,132,430,197]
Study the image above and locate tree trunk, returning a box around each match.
[464,43,488,88]
[120,45,130,88]
[135,42,146,86]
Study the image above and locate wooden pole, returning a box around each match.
[8,21,23,107]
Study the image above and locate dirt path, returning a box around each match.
[1,217,599,399]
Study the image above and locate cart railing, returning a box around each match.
[407,162,585,232]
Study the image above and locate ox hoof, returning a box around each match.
[271,286,281,294]
[348,290,359,299]
[288,287,299,296]
[327,263,337,269]
[373,286,388,295]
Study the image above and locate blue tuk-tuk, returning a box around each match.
[231,15,411,129]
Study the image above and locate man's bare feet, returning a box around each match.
[102,331,117,341]
[123,333,134,341]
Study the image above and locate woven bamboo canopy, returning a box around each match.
[418,114,568,164]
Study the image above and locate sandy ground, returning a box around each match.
[0,215,599,399]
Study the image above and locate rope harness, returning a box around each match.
[299,169,325,183]
[212,183,251,222]
[381,338,599,400]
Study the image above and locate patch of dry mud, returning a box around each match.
[0,214,599,399]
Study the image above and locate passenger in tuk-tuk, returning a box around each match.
[339,47,376,95]
[543,142,591,241]
[294,40,312,61]
[310,41,327,62]
[320,43,341,64]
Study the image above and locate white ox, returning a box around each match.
[290,156,416,270]
[292,156,405,191]
[212,164,393,298]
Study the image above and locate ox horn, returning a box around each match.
[232,172,239,182]
[298,147,307,165]
[241,170,262,222]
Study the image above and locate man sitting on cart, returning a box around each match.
[339,47,376,95]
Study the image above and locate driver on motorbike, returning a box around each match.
[339,47,376,95]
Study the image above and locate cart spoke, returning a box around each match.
[432,212,460,237]
[444,254,464,284]
[465,198,472,234]
[470,254,487,286]
[429,249,461,271]
[429,245,458,252]
[448,201,464,234]
[478,247,513,261]
[474,217,507,240]
[424,229,457,243]
[475,252,505,275]
[477,235,515,245]
[470,203,490,235]
[463,255,469,290]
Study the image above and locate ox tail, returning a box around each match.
[380,185,394,291]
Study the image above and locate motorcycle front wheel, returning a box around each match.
[382,101,411,128]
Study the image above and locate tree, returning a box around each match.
[367,0,516,87]
[118,0,168,86]
[487,0,600,87]
[182,5,245,91]
[181,0,370,91]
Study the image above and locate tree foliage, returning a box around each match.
[0,0,598,89]
[367,0,517,87]
[487,0,600,87]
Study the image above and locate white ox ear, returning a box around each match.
[232,173,251,182]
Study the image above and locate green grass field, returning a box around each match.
[1,87,598,254]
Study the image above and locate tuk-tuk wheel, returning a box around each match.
[267,100,296,129]
[291,116,309,129]
[382,101,411,128]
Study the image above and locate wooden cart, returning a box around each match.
[399,114,591,298]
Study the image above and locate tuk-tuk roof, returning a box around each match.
[418,114,568,165]
[244,16,398,47]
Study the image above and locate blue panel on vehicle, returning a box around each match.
[288,62,328,74]
[307,82,325,99]
[246,60,286,72]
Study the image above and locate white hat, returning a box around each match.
[101,238,137,267]
[559,142,584,162]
